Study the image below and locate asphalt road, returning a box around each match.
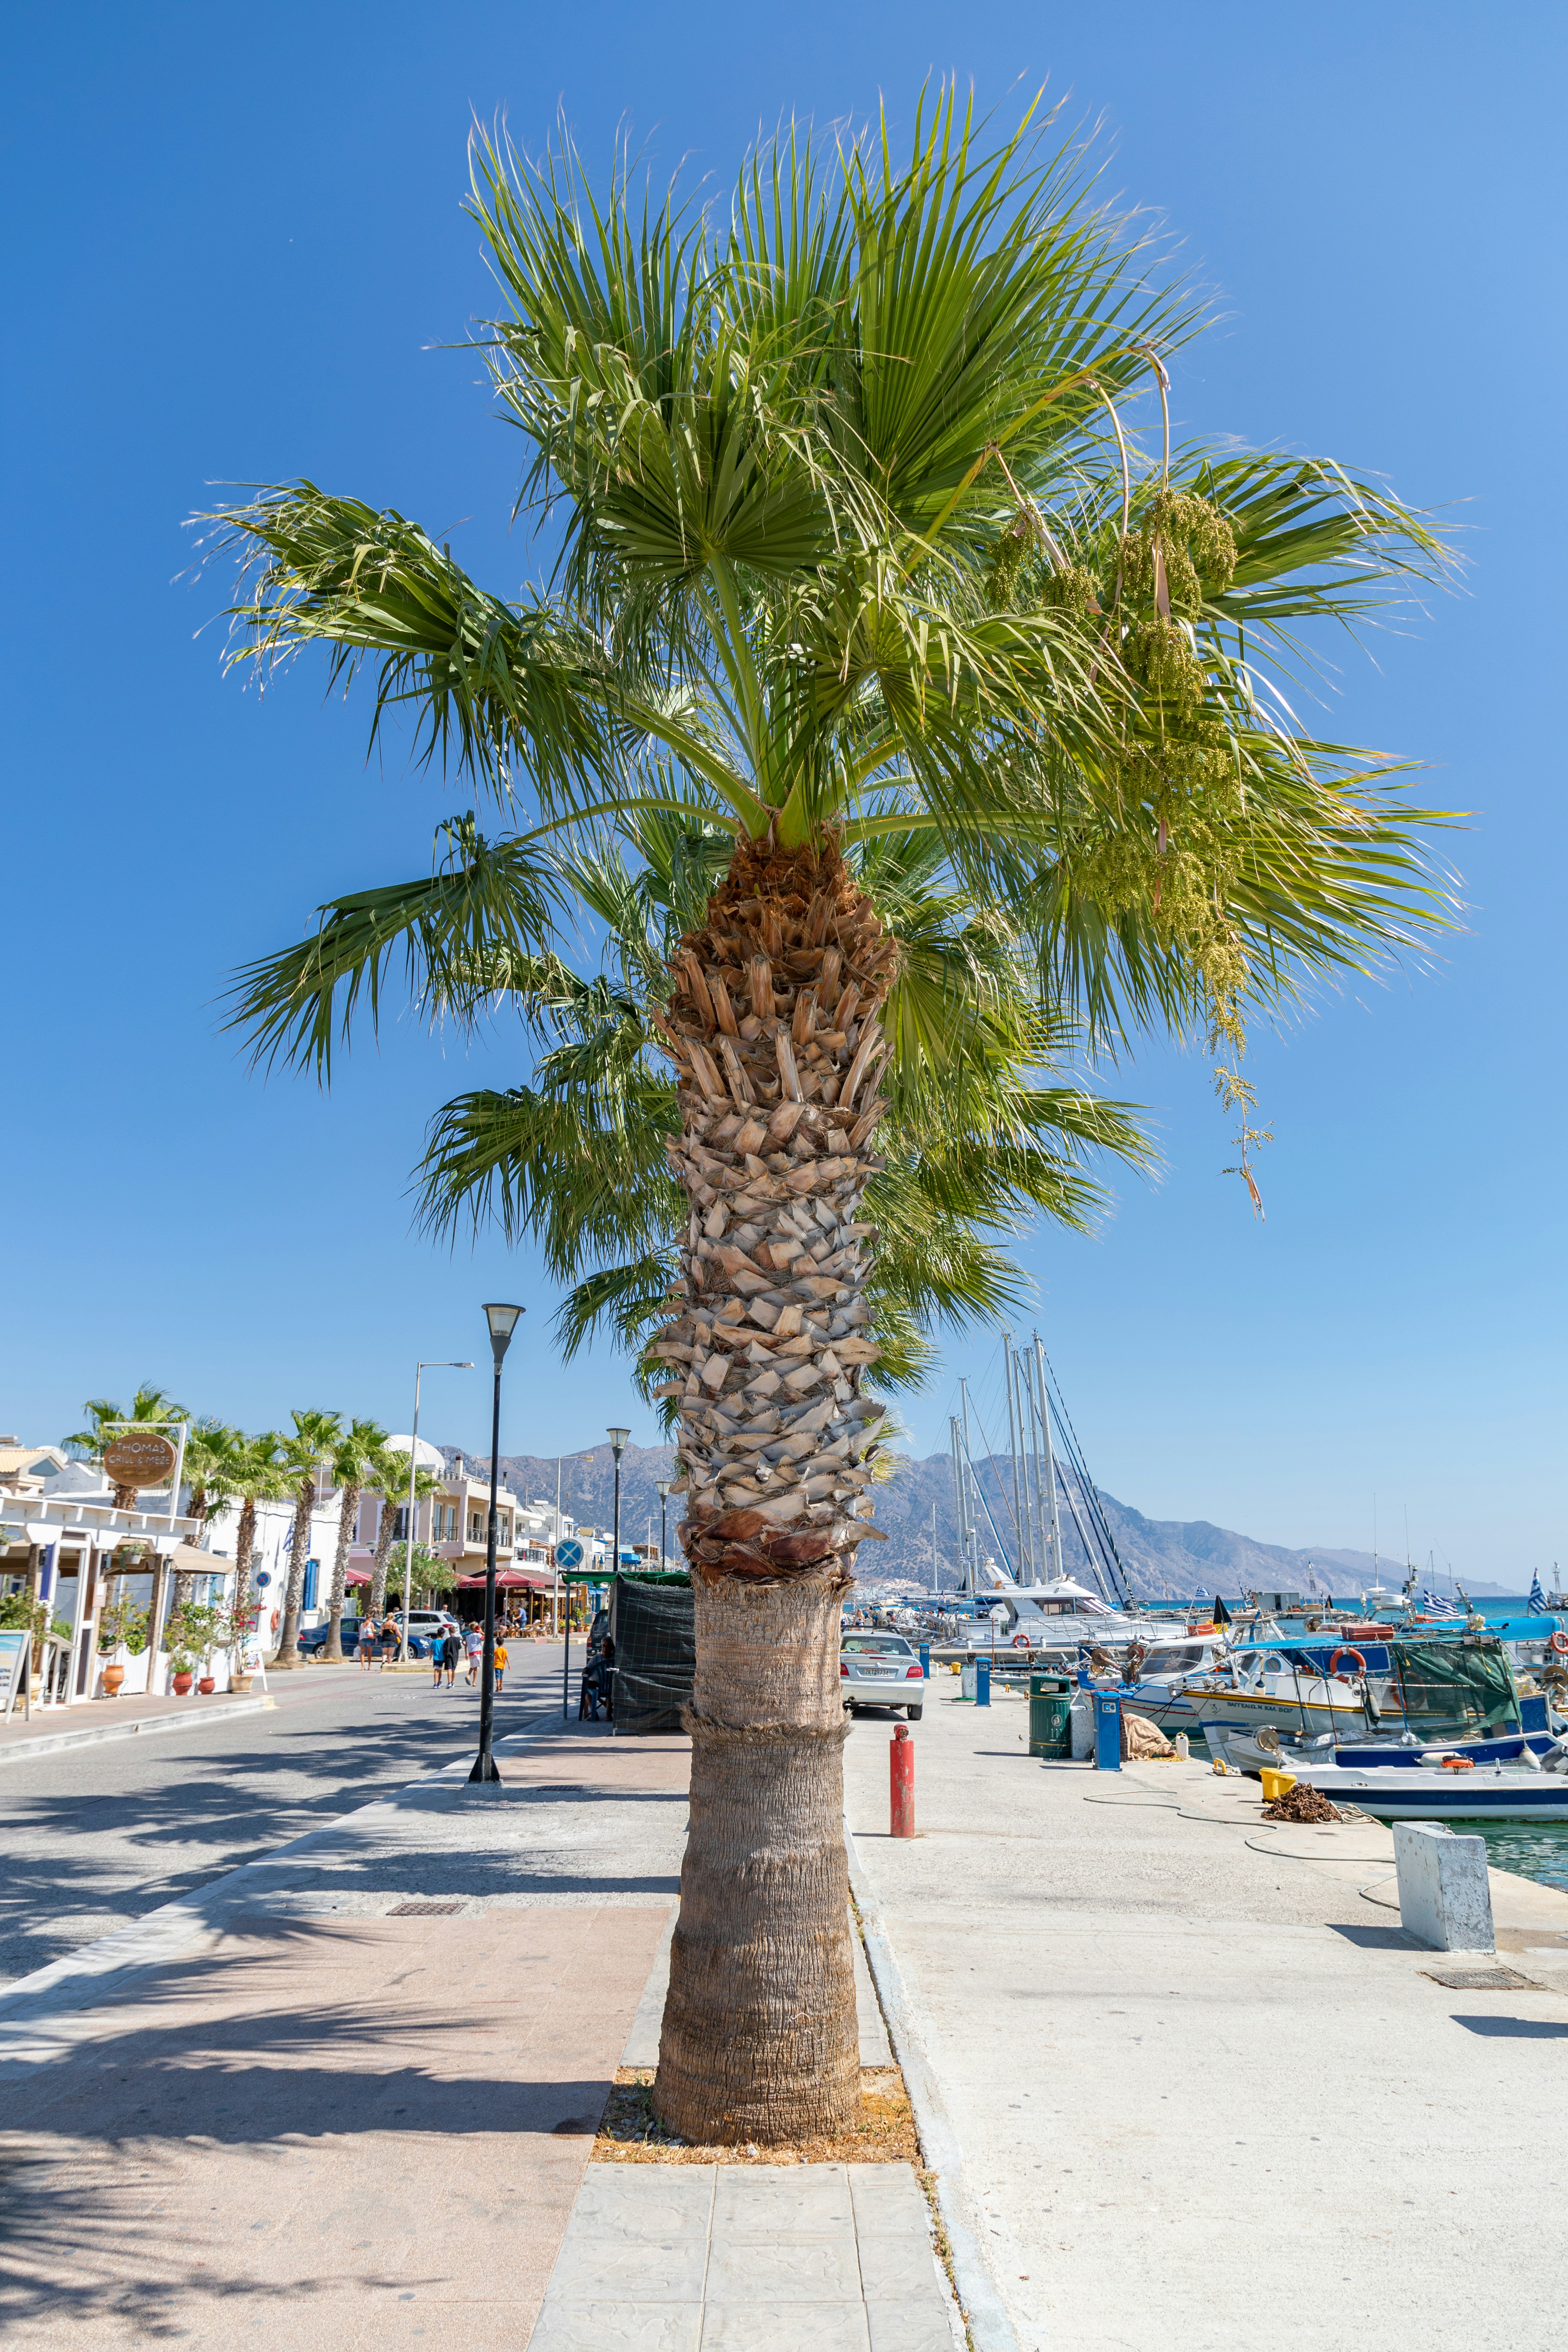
[0,1642,580,1987]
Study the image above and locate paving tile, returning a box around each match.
[700,2304,870,2352]
[546,2237,710,2301]
[567,2164,717,2241]
[706,2239,864,2302]
[846,2164,929,2236]
[529,2298,703,2352]
[865,2298,958,2352]
[854,2238,943,2301]
[712,2163,854,2236]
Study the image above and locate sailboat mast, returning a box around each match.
[1002,1334,1030,1584]
[1034,1334,1064,1581]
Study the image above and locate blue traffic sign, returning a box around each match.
[253,1571,272,1588]
[555,1539,584,1571]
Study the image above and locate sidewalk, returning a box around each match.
[0,1716,687,2347]
[842,1689,1568,2352]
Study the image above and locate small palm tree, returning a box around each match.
[174,1419,243,1605]
[366,1448,441,1620]
[65,1386,188,1508]
[324,1417,388,1658]
[276,1410,342,1667]
[209,96,1455,2140]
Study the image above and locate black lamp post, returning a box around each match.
[469,1302,523,1785]
[656,1479,672,1570]
[608,1428,629,1593]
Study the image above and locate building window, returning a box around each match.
[393,1508,408,1542]
[468,1512,483,1543]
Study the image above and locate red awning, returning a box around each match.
[345,1566,371,1585]
[455,1569,552,1589]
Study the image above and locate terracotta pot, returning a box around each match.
[172,1671,194,1696]
[198,1676,216,1695]
[102,1662,126,1698]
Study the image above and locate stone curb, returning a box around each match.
[0,1696,269,1763]
[845,1822,1023,2352]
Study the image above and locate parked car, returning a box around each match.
[841,1631,926,1720]
[298,1616,361,1657]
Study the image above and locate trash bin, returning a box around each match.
[1028,1673,1073,1758]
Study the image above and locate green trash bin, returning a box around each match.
[1028,1672,1073,1758]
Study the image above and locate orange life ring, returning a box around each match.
[1011,1633,1032,1649]
[1438,1756,1476,1771]
[1328,1646,1367,1678]
[1549,1631,1568,1656]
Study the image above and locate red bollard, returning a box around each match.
[890,1723,915,1837]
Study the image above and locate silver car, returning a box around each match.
[841,1632,926,1720]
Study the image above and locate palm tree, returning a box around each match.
[172,1419,244,1605]
[229,1432,289,1614]
[416,813,1154,1391]
[365,1448,441,1620]
[276,1410,342,1667]
[209,96,1454,2140]
[65,1386,189,1507]
[323,1417,388,1658]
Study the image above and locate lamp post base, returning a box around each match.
[467,1751,502,1784]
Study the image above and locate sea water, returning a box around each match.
[1453,1819,1568,1895]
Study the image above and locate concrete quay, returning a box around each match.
[843,1689,1568,2352]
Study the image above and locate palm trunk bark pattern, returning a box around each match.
[278,1477,314,1667]
[326,1482,359,1661]
[650,832,896,2144]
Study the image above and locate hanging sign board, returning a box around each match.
[102,1432,178,1492]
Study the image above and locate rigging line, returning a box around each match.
[1051,1449,1107,1603]
[1057,1447,1119,1606]
[1039,1349,1130,1599]
[955,1419,1017,1578]
[965,1398,1024,1565]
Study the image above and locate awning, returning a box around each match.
[345,1566,372,1586]
[455,1569,552,1590]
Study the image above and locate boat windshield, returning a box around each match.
[842,1635,913,1657]
[1143,1645,1205,1674]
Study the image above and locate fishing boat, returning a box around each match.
[1288,1747,1568,1822]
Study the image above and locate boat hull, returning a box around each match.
[1292,1764,1568,1821]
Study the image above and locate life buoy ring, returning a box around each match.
[1011,1633,1031,1649]
[1328,1646,1367,1678]
[269,1610,279,1634]
[1438,1756,1476,1771]
[1549,1631,1568,1656]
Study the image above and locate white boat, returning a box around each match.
[953,1566,1148,1652]
[1289,1746,1568,1822]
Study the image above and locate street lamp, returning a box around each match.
[608,1429,630,1593]
[400,1360,472,1661]
[656,1479,672,1570]
[469,1303,524,1786]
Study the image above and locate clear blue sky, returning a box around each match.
[4,3,1561,1580]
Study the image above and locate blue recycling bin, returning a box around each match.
[1094,1691,1122,1771]
[976,1657,991,1708]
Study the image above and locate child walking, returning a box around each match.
[492,1637,509,1694]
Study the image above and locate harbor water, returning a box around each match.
[1457,1817,1568,1894]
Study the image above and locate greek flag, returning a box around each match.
[1530,1572,1549,1614]
[1421,1588,1462,1619]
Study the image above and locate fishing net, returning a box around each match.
[1391,1640,1517,1741]
[611,1575,695,1735]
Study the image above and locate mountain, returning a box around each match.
[440,1439,1504,1600]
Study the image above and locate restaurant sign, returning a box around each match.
[102,1430,179,1492]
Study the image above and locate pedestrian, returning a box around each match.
[358,1615,378,1671]
[464,1624,483,1687]
[442,1625,463,1688]
[492,1634,509,1694]
[379,1616,398,1670]
[431,1627,446,1688]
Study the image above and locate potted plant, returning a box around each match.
[219,1596,258,1693]
[96,1596,150,1697]
[164,1600,222,1696]
[169,1649,195,1697]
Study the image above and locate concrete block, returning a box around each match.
[1069,1692,1094,1761]
[1394,1820,1495,1952]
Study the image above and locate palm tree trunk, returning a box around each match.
[173,1482,206,1614]
[235,1496,257,1618]
[325,1482,359,1661]
[277,1476,315,1667]
[650,832,896,2145]
[369,1495,399,1619]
